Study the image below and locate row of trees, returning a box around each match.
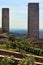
[6,34,43,56]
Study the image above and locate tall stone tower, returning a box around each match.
[2,8,9,33]
[28,3,39,38]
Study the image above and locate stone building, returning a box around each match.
[0,28,2,33]
[2,8,9,33]
[28,3,39,38]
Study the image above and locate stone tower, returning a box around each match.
[28,3,39,38]
[2,8,9,33]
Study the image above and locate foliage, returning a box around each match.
[0,55,37,65]
[11,39,43,56]
[18,55,36,65]
[0,37,43,56]
[0,56,15,65]
[8,34,16,42]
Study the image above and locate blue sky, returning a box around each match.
[0,0,43,30]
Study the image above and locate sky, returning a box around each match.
[0,0,43,30]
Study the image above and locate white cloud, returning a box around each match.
[39,21,43,29]
[14,10,27,14]
[40,9,43,12]
[10,12,27,29]
[9,7,27,14]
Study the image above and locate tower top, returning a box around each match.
[28,3,39,4]
[2,8,9,10]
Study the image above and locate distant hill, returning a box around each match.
[9,29,43,38]
[9,29,27,37]
[10,29,27,34]
[39,29,43,38]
